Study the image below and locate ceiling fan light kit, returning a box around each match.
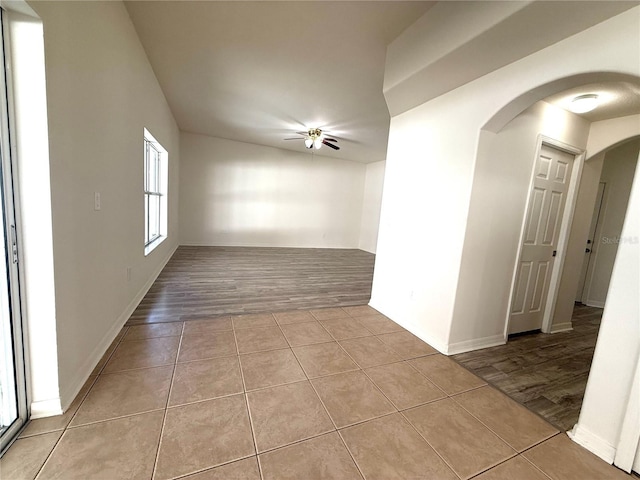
[285,128,340,151]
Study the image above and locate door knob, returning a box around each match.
[552,250,557,257]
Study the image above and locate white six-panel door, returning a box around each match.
[509,144,576,334]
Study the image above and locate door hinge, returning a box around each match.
[552,250,557,257]
[10,224,18,264]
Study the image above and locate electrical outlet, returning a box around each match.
[94,192,101,211]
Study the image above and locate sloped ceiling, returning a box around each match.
[126,1,639,164]
[125,1,435,163]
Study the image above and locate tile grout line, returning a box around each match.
[351,354,400,414]
[292,314,376,480]
[448,387,559,454]
[335,429,367,480]
[518,449,556,480]
[328,310,410,479]
[396,408,462,480]
[30,427,66,479]
[93,325,130,375]
[232,317,263,480]
[448,353,570,432]
[30,324,132,479]
[391,366,517,479]
[277,315,367,477]
[465,453,555,480]
[167,455,257,480]
[66,408,171,431]
[90,360,181,376]
[273,312,341,433]
[518,431,563,456]
[288,341,339,432]
[150,323,185,480]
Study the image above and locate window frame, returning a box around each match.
[143,129,167,256]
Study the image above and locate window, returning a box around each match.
[144,128,168,255]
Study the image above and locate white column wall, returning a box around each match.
[373,7,640,353]
[571,147,640,465]
[359,161,386,254]
[27,1,181,411]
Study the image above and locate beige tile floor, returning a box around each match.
[1,306,633,480]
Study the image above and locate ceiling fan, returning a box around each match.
[284,128,340,151]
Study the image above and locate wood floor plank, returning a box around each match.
[454,304,603,432]
[127,246,375,325]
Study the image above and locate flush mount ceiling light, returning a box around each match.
[569,94,599,114]
[283,128,340,151]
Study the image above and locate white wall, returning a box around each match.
[372,7,640,353]
[583,139,640,306]
[28,1,180,410]
[359,161,385,253]
[179,132,367,249]
[449,101,590,350]
[572,138,640,466]
[587,114,640,158]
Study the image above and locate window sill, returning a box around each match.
[144,235,166,256]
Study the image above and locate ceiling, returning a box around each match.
[125,2,639,164]
[125,1,435,164]
[545,81,640,123]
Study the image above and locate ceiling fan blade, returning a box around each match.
[323,137,338,143]
[283,138,301,140]
[323,140,340,150]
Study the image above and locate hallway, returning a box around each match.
[454,305,602,431]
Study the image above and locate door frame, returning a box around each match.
[505,135,585,337]
[0,7,29,454]
[576,181,606,304]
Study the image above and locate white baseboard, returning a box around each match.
[56,244,178,413]
[569,424,617,464]
[550,321,573,333]
[367,299,449,354]
[367,299,507,356]
[179,241,361,250]
[30,398,63,419]
[445,334,506,355]
[584,300,606,308]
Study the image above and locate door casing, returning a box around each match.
[505,135,585,337]
[576,181,606,304]
[0,7,30,455]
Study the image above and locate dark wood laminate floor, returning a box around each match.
[454,304,603,432]
[127,246,375,325]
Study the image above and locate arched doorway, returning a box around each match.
[454,77,639,471]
